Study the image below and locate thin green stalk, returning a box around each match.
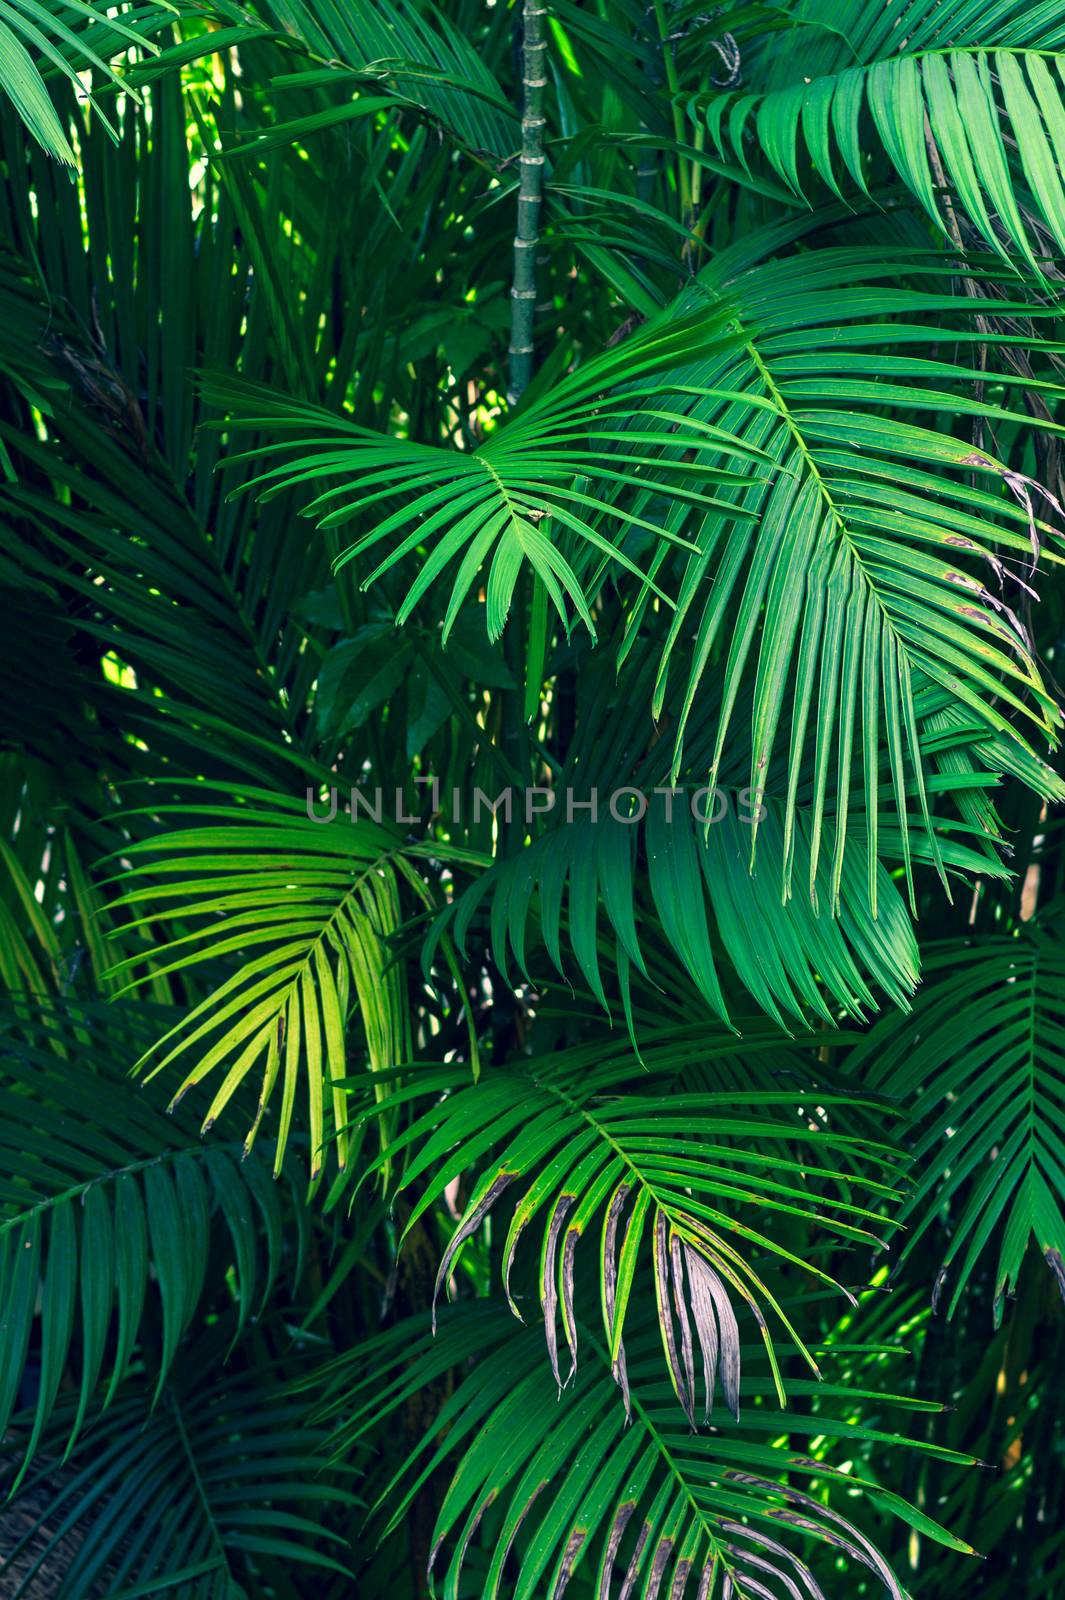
[507,0,548,406]
[651,0,690,222]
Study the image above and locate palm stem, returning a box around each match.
[651,0,689,222]
[507,0,548,406]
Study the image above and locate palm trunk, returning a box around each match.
[507,0,548,406]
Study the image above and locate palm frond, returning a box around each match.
[202,308,772,645]
[0,0,166,164]
[107,789,469,1178]
[318,1305,975,1600]
[432,801,922,1028]
[210,244,1065,926]
[700,49,1065,271]
[355,1040,906,1419]
[2,1347,354,1598]
[238,0,517,158]
[0,1000,297,1476]
[849,915,1065,1320]
[651,247,1065,906]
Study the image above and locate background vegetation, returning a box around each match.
[2,0,1065,1595]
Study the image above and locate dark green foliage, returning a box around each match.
[1,2,1064,1596]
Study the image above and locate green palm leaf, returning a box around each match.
[433,801,922,1029]
[240,0,517,158]
[0,0,165,164]
[202,306,771,646]
[0,1000,297,1477]
[318,1305,975,1600]
[354,1039,906,1418]
[849,915,1065,1321]
[2,1351,354,1597]
[701,50,1065,272]
[650,247,1064,908]
[107,789,434,1180]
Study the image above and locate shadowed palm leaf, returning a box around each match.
[0,1001,301,1476]
[849,915,1065,1320]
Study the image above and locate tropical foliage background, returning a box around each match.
[2,0,1065,1595]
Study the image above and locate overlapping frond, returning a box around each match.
[317,1306,974,1600]
[239,0,517,158]
[0,0,165,163]
[850,917,1065,1321]
[0,132,330,789]
[649,249,1065,906]
[355,1041,905,1419]
[0,1001,296,1477]
[108,790,435,1179]
[749,0,1065,89]
[203,310,771,645]
[432,801,920,1028]
[700,50,1065,272]
[2,1353,354,1597]
[206,244,1065,944]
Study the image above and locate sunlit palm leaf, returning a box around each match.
[0,0,165,164]
[107,790,434,1180]
[649,248,1064,909]
[203,308,771,644]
